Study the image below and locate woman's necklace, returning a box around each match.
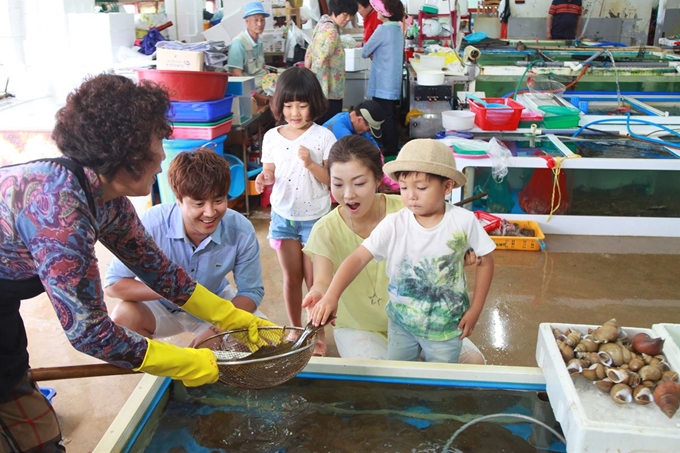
[347,195,384,306]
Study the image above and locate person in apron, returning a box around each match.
[227,2,271,106]
[0,74,275,452]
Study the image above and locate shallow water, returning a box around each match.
[143,379,566,453]
[573,140,678,159]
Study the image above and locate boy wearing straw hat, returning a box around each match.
[310,139,495,363]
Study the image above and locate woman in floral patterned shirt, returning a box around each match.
[0,74,273,452]
[305,0,358,125]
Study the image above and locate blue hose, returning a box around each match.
[572,115,680,148]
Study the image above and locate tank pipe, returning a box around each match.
[442,413,567,453]
[572,116,680,148]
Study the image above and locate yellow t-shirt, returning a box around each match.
[303,194,403,332]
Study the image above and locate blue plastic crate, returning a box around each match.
[169,95,235,123]
[158,134,227,204]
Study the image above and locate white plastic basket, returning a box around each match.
[536,322,680,453]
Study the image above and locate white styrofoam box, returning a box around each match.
[344,48,363,59]
[345,47,369,71]
[67,13,135,34]
[64,0,93,14]
[23,37,70,67]
[652,323,680,367]
[0,0,23,8]
[345,56,370,72]
[536,322,680,453]
[164,0,203,41]
[0,37,24,65]
[0,6,23,38]
[23,11,69,42]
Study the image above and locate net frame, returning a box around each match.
[196,326,318,390]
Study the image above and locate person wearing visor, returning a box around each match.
[324,100,398,191]
[228,1,271,105]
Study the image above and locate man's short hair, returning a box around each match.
[168,148,231,201]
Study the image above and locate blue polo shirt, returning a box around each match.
[323,112,380,148]
[105,203,264,306]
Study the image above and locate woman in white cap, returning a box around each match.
[303,136,490,364]
[227,1,271,104]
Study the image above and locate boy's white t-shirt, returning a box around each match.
[362,204,496,341]
[261,123,336,221]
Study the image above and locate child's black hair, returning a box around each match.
[270,67,328,123]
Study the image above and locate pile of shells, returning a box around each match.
[553,318,680,419]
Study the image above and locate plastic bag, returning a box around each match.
[487,137,512,181]
[518,157,570,215]
[285,22,309,63]
[474,174,514,213]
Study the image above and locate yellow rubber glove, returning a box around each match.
[182,283,277,345]
[133,338,218,387]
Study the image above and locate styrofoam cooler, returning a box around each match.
[536,322,680,453]
[652,323,680,367]
[158,134,227,203]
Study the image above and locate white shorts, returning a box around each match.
[146,286,267,338]
[333,327,486,364]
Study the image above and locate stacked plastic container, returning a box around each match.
[158,95,238,204]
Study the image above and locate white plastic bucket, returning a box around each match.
[442,110,476,131]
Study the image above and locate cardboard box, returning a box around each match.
[536,322,680,453]
[156,48,204,71]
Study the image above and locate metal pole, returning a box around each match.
[653,0,668,46]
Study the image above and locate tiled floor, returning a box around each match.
[21,206,680,452]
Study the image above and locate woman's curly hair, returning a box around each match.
[52,74,172,181]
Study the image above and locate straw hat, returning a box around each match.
[384,139,467,188]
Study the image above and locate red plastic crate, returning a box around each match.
[171,117,233,139]
[468,97,525,131]
[474,210,502,233]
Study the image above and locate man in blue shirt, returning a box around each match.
[323,100,384,147]
[105,148,265,345]
[324,100,399,190]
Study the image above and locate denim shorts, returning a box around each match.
[387,318,463,363]
[268,211,318,246]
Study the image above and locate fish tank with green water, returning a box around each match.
[452,133,680,236]
[95,362,565,453]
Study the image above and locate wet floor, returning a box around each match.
[21,206,680,452]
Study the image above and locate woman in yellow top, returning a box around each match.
[302,135,485,363]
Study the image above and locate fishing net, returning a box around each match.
[196,326,318,390]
